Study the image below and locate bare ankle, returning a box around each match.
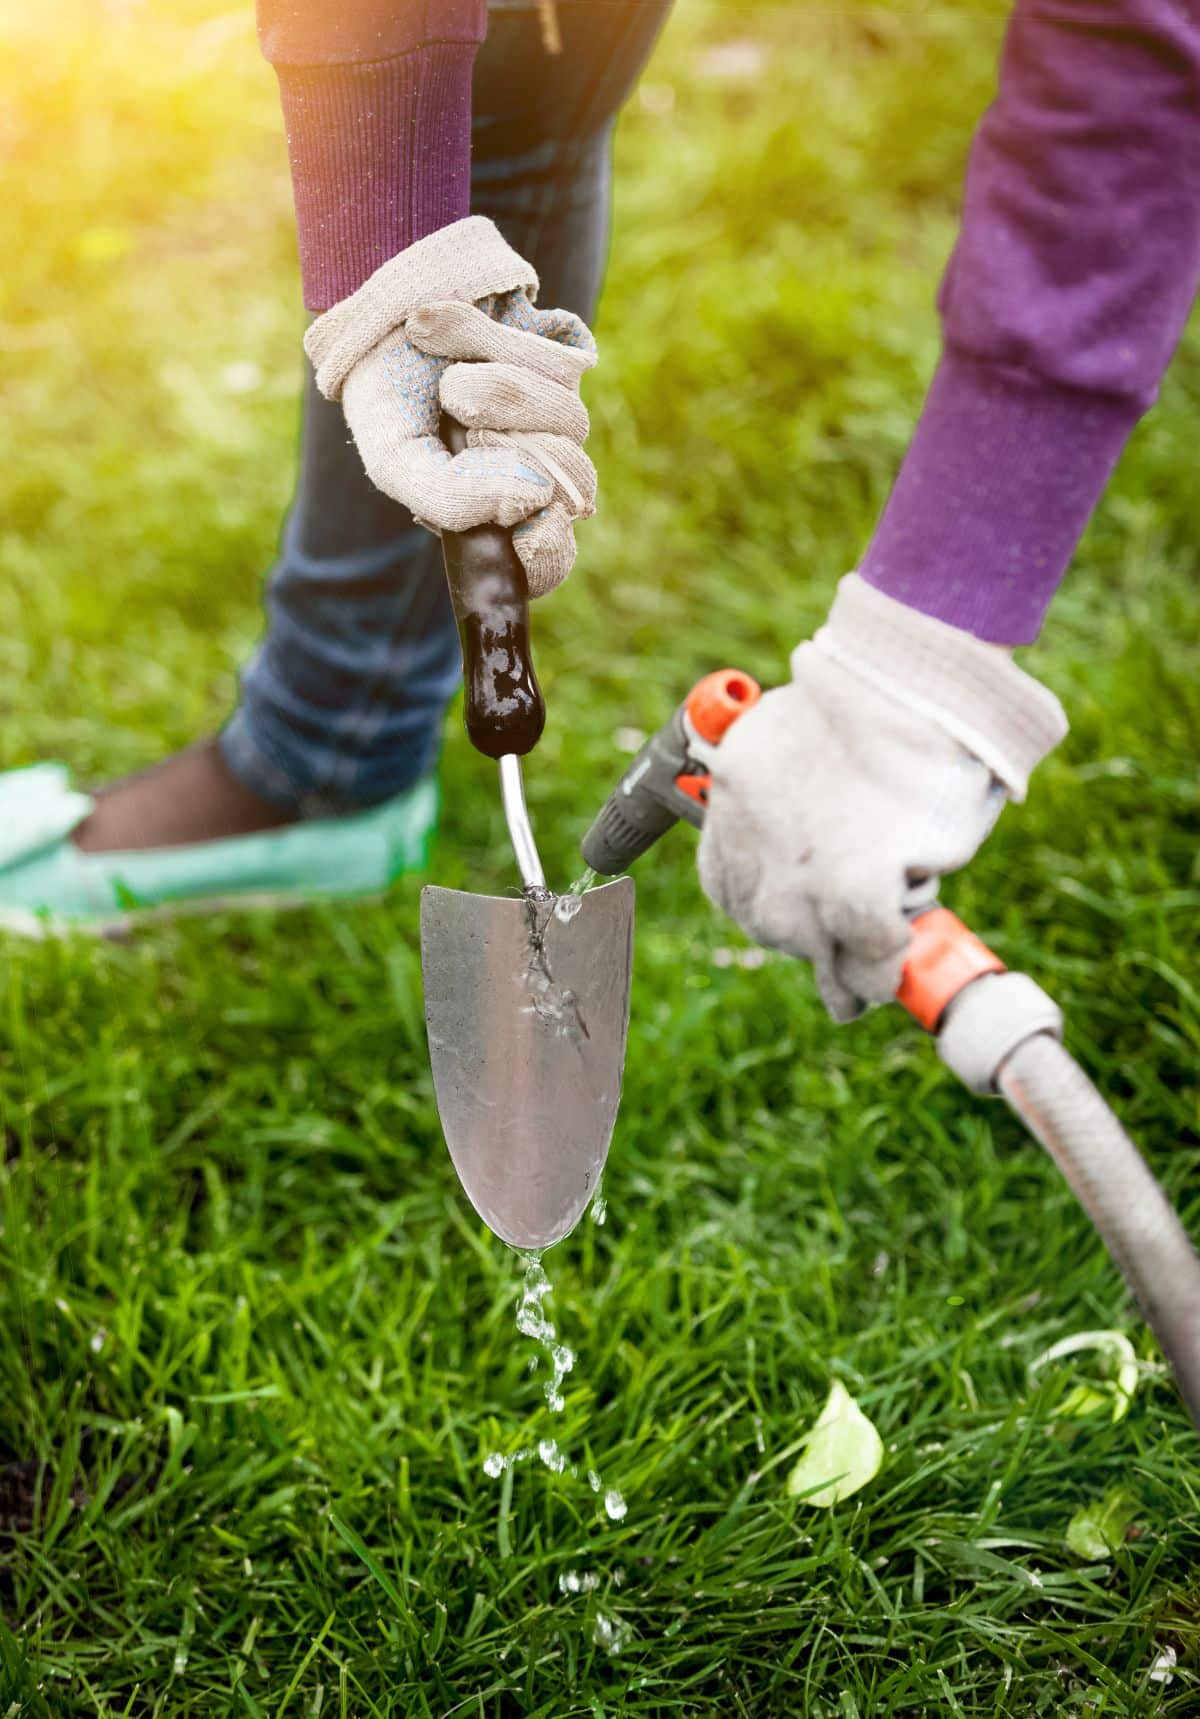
[72,740,297,853]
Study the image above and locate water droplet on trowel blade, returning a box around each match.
[519,902,591,1041]
[552,865,599,926]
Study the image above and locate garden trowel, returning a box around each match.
[420,420,634,1253]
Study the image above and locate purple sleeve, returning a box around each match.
[860,0,1200,643]
[256,1,487,311]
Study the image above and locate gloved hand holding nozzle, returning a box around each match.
[580,621,1200,1436]
[696,575,1068,1021]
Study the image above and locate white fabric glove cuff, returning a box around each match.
[304,216,539,402]
[807,574,1068,801]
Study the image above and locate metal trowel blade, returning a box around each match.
[420,877,635,1252]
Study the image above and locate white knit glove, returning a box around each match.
[697,575,1068,1021]
[304,217,597,598]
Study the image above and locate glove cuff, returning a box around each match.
[807,573,1068,801]
[303,215,538,400]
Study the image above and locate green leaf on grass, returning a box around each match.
[786,1381,883,1508]
[1066,1488,1139,1560]
[1029,1330,1139,1423]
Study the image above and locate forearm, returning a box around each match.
[862,0,1200,643]
[256,1,487,310]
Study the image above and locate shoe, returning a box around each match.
[0,763,438,936]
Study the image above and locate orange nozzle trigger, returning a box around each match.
[896,907,1006,1032]
[685,669,761,745]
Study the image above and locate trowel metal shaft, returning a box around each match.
[499,753,546,893]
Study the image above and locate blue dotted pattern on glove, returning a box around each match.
[382,344,448,438]
[487,288,598,359]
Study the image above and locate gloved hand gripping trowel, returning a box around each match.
[582,670,1200,1435]
[420,420,634,1254]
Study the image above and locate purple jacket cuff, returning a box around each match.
[257,0,485,67]
[859,349,1142,644]
[275,45,478,310]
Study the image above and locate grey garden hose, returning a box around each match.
[999,1032,1200,1432]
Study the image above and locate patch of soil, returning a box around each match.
[0,1458,87,1535]
[1,1459,45,1535]
[0,1457,140,1536]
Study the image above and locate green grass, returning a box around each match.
[2,1,1200,1712]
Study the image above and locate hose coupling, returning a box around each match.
[936,970,1064,1095]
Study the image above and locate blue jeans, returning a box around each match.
[222,0,672,816]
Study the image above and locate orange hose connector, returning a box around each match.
[897,906,1006,1032]
[685,669,761,745]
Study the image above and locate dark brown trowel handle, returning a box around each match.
[439,416,546,759]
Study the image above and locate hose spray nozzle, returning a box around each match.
[580,669,762,876]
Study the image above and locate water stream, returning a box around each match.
[482,1226,630,1646]
[484,1243,624,1525]
[480,874,630,1649]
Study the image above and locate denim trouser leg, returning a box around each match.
[223,0,673,817]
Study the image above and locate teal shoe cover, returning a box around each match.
[0,763,438,935]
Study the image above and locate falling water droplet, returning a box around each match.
[516,1254,556,1342]
[484,1254,633,1575]
[604,1489,628,1522]
[537,1437,570,1474]
[588,1172,608,1227]
[593,1613,633,1654]
[482,1447,534,1482]
[545,1341,574,1413]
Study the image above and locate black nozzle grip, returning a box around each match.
[439,416,545,760]
[581,790,680,877]
[580,707,695,875]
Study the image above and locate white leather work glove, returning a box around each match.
[697,574,1068,1021]
[304,216,597,598]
